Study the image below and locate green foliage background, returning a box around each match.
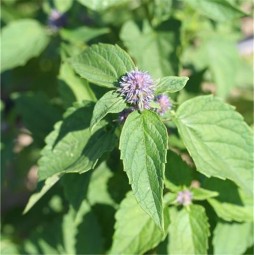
[1,0,253,254]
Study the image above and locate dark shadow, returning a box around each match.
[61,171,92,211]
[76,209,104,254]
[91,203,116,251]
[204,178,243,205]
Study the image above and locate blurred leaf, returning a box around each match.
[21,200,103,254]
[53,0,73,13]
[60,27,110,44]
[120,19,180,78]
[58,62,96,107]
[90,90,126,131]
[205,37,241,98]
[119,110,168,229]
[213,221,254,255]
[155,76,189,94]
[13,92,62,145]
[39,101,117,180]
[0,238,19,255]
[110,192,170,255]
[1,19,49,72]
[77,0,129,11]
[174,95,253,194]
[23,174,61,214]
[71,43,135,88]
[185,0,246,22]
[168,205,210,254]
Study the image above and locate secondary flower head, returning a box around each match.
[156,94,171,115]
[118,69,155,110]
[48,9,67,30]
[176,190,193,206]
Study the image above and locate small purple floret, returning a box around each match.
[176,190,193,206]
[118,70,155,110]
[48,9,67,30]
[156,94,171,115]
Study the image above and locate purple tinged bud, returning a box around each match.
[176,190,193,206]
[156,94,171,115]
[118,70,155,110]
[48,9,67,30]
[118,108,134,123]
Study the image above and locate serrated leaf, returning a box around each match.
[23,174,61,214]
[71,43,135,88]
[191,187,219,200]
[213,221,254,255]
[119,110,168,229]
[39,101,117,180]
[77,0,129,11]
[110,192,170,255]
[156,76,189,94]
[1,19,49,72]
[120,19,180,78]
[90,90,126,131]
[168,205,210,254]
[174,95,253,194]
[185,0,246,22]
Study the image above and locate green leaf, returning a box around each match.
[156,76,189,94]
[205,178,253,222]
[119,110,168,229]
[58,62,96,107]
[23,174,61,214]
[191,187,219,200]
[213,221,254,255]
[110,192,170,255]
[90,90,126,131]
[185,0,246,22]
[120,19,180,78]
[168,205,210,254]
[39,101,117,180]
[174,95,253,194]
[205,37,241,98]
[77,0,129,11]
[1,19,49,72]
[53,0,73,13]
[208,198,253,222]
[71,43,135,88]
[60,27,109,44]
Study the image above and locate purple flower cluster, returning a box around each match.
[118,70,155,110]
[176,190,193,206]
[48,9,67,31]
[156,94,172,115]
